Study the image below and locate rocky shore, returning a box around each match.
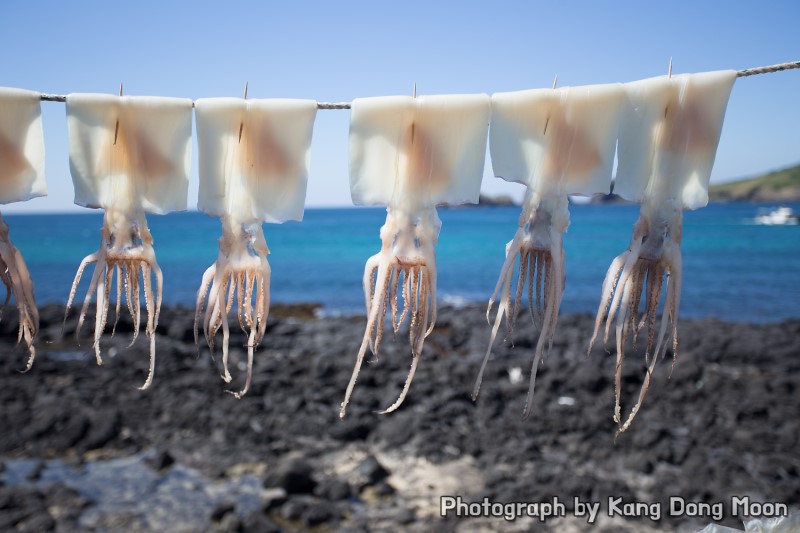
[0,303,798,532]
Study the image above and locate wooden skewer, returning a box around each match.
[114,83,122,145]
[239,81,248,143]
[411,82,417,144]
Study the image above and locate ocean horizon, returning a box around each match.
[3,201,799,323]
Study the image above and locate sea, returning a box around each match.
[4,202,799,323]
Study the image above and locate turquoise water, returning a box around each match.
[4,202,800,322]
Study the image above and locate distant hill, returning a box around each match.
[440,193,518,209]
[709,163,800,202]
[478,164,800,206]
[477,193,517,206]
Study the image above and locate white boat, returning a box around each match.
[755,206,799,225]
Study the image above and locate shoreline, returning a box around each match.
[18,299,800,326]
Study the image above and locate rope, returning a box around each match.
[316,102,352,110]
[737,60,800,77]
[39,93,66,103]
[34,60,799,109]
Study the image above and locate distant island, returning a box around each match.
[586,192,631,205]
[708,162,800,202]
[462,163,800,207]
[436,193,518,209]
[477,193,517,206]
[587,162,800,204]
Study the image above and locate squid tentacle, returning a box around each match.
[195,221,272,398]
[123,263,134,329]
[341,257,393,418]
[91,264,111,364]
[388,266,401,334]
[425,262,437,338]
[219,273,233,384]
[616,260,675,437]
[257,258,271,345]
[371,265,393,359]
[234,272,245,332]
[129,264,141,348]
[363,255,380,331]
[64,252,99,334]
[0,268,12,314]
[7,244,38,331]
[591,206,684,433]
[203,266,226,351]
[64,210,163,388]
[0,229,39,371]
[378,264,431,414]
[243,270,254,329]
[341,202,440,418]
[151,258,163,333]
[396,267,412,334]
[508,249,529,344]
[194,264,217,347]
[112,264,122,336]
[486,237,522,325]
[228,325,257,399]
[225,272,236,316]
[139,259,161,390]
[75,256,107,348]
[473,238,518,401]
[546,238,565,352]
[523,248,558,419]
[475,201,568,418]
[605,239,643,349]
[667,244,682,371]
[528,252,537,328]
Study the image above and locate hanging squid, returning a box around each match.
[589,70,737,434]
[340,93,491,417]
[193,96,317,398]
[64,93,193,389]
[0,87,47,369]
[474,83,625,417]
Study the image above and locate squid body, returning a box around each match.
[475,83,625,417]
[0,87,47,369]
[341,93,491,417]
[194,97,317,398]
[589,70,737,434]
[65,94,193,389]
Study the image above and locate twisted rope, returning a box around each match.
[737,60,800,77]
[35,60,799,109]
[316,102,351,110]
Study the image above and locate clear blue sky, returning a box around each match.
[1,1,798,213]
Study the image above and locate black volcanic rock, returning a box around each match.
[0,304,796,532]
[263,456,316,494]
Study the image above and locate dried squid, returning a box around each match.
[194,96,317,398]
[589,70,737,434]
[474,83,625,417]
[341,93,491,417]
[64,93,193,389]
[0,87,47,369]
